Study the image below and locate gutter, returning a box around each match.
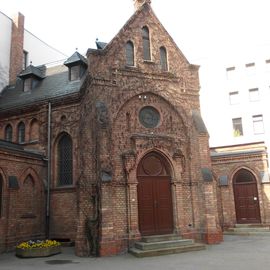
[46,102,52,238]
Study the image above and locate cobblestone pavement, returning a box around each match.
[1,235,270,270]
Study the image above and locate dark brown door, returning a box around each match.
[137,153,173,236]
[233,169,261,224]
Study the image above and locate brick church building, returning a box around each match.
[0,0,269,257]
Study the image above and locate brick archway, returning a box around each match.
[137,152,173,236]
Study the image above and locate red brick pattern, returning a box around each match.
[0,3,227,256]
[211,143,270,228]
[9,13,24,85]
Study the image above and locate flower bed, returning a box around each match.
[16,240,61,258]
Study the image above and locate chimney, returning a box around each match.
[133,0,151,11]
[9,12,25,85]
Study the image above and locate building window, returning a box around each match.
[23,50,28,70]
[229,91,239,105]
[232,118,243,137]
[29,119,39,142]
[69,65,80,81]
[249,88,260,102]
[5,124,13,142]
[126,41,134,66]
[142,26,151,60]
[23,78,38,92]
[0,175,2,217]
[24,78,32,92]
[58,134,73,186]
[160,47,168,71]
[253,115,264,134]
[18,122,25,143]
[226,66,236,80]
[245,62,255,76]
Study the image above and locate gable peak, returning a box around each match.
[133,0,151,11]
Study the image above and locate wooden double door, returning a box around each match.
[233,169,261,224]
[137,152,174,236]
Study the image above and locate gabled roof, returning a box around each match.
[64,51,88,66]
[87,2,190,65]
[18,64,45,79]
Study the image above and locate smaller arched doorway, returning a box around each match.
[137,152,174,236]
[233,169,261,224]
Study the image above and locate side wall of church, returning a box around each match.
[211,145,270,228]
[0,150,46,252]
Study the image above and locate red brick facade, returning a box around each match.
[3,2,258,256]
[211,142,270,229]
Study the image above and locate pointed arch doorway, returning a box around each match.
[137,152,174,236]
[233,169,261,224]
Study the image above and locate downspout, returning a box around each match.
[46,102,52,239]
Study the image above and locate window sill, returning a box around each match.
[125,65,138,69]
[20,213,36,219]
[143,60,155,64]
[51,186,76,193]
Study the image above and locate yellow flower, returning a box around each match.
[16,240,61,249]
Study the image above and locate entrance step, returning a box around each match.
[129,235,206,258]
[235,224,269,228]
[141,234,183,243]
[224,224,270,236]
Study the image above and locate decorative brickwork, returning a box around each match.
[211,142,270,228]
[0,2,227,256]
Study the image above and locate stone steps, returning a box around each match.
[224,224,270,236]
[129,234,206,258]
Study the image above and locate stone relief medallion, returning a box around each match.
[139,106,160,128]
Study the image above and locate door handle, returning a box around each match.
[254,197,258,201]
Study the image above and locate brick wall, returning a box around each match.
[211,143,270,228]
[0,3,224,256]
[77,3,222,255]
[0,101,81,252]
[0,150,46,252]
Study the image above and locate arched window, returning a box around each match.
[234,169,255,184]
[126,41,134,66]
[22,175,35,215]
[57,134,73,186]
[18,122,25,144]
[160,47,168,71]
[142,26,151,60]
[5,124,13,142]
[0,175,2,217]
[30,119,39,142]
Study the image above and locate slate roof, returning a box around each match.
[0,64,84,111]
[192,110,208,134]
[18,64,45,79]
[96,41,108,50]
[0,139,45,158]
[64,51,88,66]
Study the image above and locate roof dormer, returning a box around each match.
[18,64,44,92]
[64,52,88,81]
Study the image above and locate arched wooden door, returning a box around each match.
[137,152,174,236]
[233,169,261,224]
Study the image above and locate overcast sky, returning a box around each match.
[1,0,270,63]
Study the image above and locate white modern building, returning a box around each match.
[0,11,67,91]
[200,43,270,151]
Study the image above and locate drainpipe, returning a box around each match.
[46,102,52,239]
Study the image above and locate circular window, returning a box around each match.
[139,106,160,128]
